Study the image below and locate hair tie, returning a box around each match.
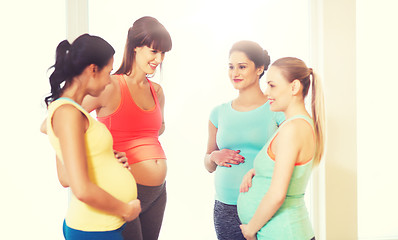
[64,41,72,54]
[62,41,73,76]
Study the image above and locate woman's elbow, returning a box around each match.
[71,185,91,202]
[59,180,69,188]
[204,158,216,173]
[205,165,215,173]
[268,190,286,207]
[273,193,286,207]
[40,123,47,134]
[158,123,165,136]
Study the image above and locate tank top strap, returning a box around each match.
[147,79,159,106]
[117,74,131,100]
[282,115,314,129]
[266,115,314,161]
[53,98,93,125]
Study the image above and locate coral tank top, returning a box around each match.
[98,75,166,165]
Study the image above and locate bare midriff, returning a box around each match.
[129,159,167,186]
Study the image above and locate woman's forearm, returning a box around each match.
[71,181,130,218]
[247,192,285,234]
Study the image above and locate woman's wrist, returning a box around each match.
[119,203,131,220]
[246,221,258,237]
[209,151,218,165]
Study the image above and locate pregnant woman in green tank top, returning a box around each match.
[237,57,325,240]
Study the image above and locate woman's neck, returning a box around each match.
[283,100,310,120]
[236,85,267,106]
[125,63,149,84]
[60,78,86,104]
[232,85,267,111]
[125,71,148,84]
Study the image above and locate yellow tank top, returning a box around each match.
[47,98,137,231]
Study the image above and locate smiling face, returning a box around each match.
[265,66,294,112]
[134,45,165,75]
[228,51,263,91]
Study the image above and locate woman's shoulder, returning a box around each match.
[216,100,232,108]
[100,75,120,100]
[211,101,231,113]
[209,101,231,123]
[148,80,163,94]
[50,100,89,125]
[278,116,313,141]
[80,75,120,113]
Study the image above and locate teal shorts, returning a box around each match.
[63,220,125,240]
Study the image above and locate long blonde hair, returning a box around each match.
[272,57,325,165]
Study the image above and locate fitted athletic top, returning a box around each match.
[47,98,137,231]
[210,101,284,205]
[98,75,166,165]
[237,115,315,239]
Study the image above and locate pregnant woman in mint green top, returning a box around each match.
[237,57,325,240]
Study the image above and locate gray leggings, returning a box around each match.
[214,200,245,240]
[122,182,167,240]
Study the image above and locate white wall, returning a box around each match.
[0,0,67,238]
[357,0,398,239]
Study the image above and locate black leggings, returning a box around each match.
[122,182,167,240]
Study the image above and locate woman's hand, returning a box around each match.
[210,149,245,167]
[240,224,257,240]
[123,199,141,222]
[114,150,130,170]
[240,169,256,192]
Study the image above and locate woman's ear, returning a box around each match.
[85,64,95,72]
[92,64,98,74]
[257,66,265,76]
[82,64,97,79]
[291,79,301,95]
[134,46,142,54]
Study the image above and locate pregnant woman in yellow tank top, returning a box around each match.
[44,34,141,240]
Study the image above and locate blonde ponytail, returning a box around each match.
[271,58,326,165]
[310,70,325,165]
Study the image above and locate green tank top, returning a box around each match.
[237,115,315,240]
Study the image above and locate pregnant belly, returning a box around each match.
[237,177,270,224]
[66,161,137,231]
[130,159,167,186]
[94,162,137,202]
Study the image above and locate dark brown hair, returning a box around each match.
[115,16,172,75]
[229,40,270,79]
[45,34,115,106]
